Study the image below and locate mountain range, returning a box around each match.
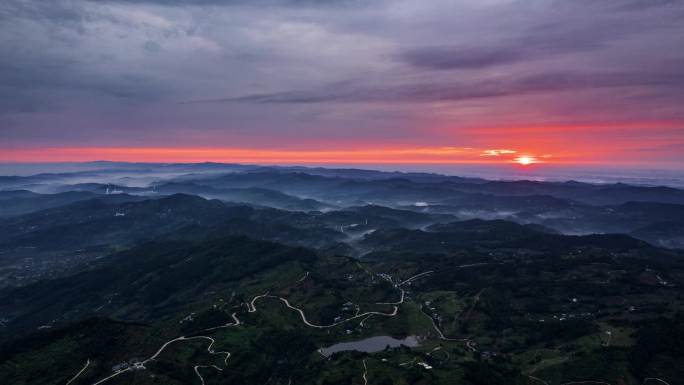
[1,163,682,385]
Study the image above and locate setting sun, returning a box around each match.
[515,155,537,165]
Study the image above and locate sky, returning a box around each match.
[1,0,683,168]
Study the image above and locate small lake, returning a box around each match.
[318,335,420,357]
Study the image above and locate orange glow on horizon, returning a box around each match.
[0,146,568,165]
[515,156,536,165]
[3,120,679,166]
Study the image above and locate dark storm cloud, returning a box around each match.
[397,32,607,71]
[398,20,626,71]
[89,0,353,5]
[0,52,170,115]
[399,46,525,70]
[0,1,181,115]
[594,0,683,11]
[1,0,683,161]
[0,52,166,98]
[0,1,83,23]
[398,1,678,72]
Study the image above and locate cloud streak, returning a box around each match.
[194,70,684,104]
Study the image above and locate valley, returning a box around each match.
[0,163,683,385]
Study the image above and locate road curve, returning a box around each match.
[248,295,398,328]
[66,359,90,385]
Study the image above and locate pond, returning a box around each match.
[318,335,421,357]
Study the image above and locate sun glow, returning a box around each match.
[515,155,537,165]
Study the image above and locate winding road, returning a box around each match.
[199,312,241,332]
[193,364,223,385]
[249,295,398,328]
[89,335,231,385]
[82,268,458,385]
[66,359,90,385]
[361,359,368,385]
[643,378,671,385]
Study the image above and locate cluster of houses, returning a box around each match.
[111,358,144,372]
[179,312,195,323]
[424,300,442,323]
